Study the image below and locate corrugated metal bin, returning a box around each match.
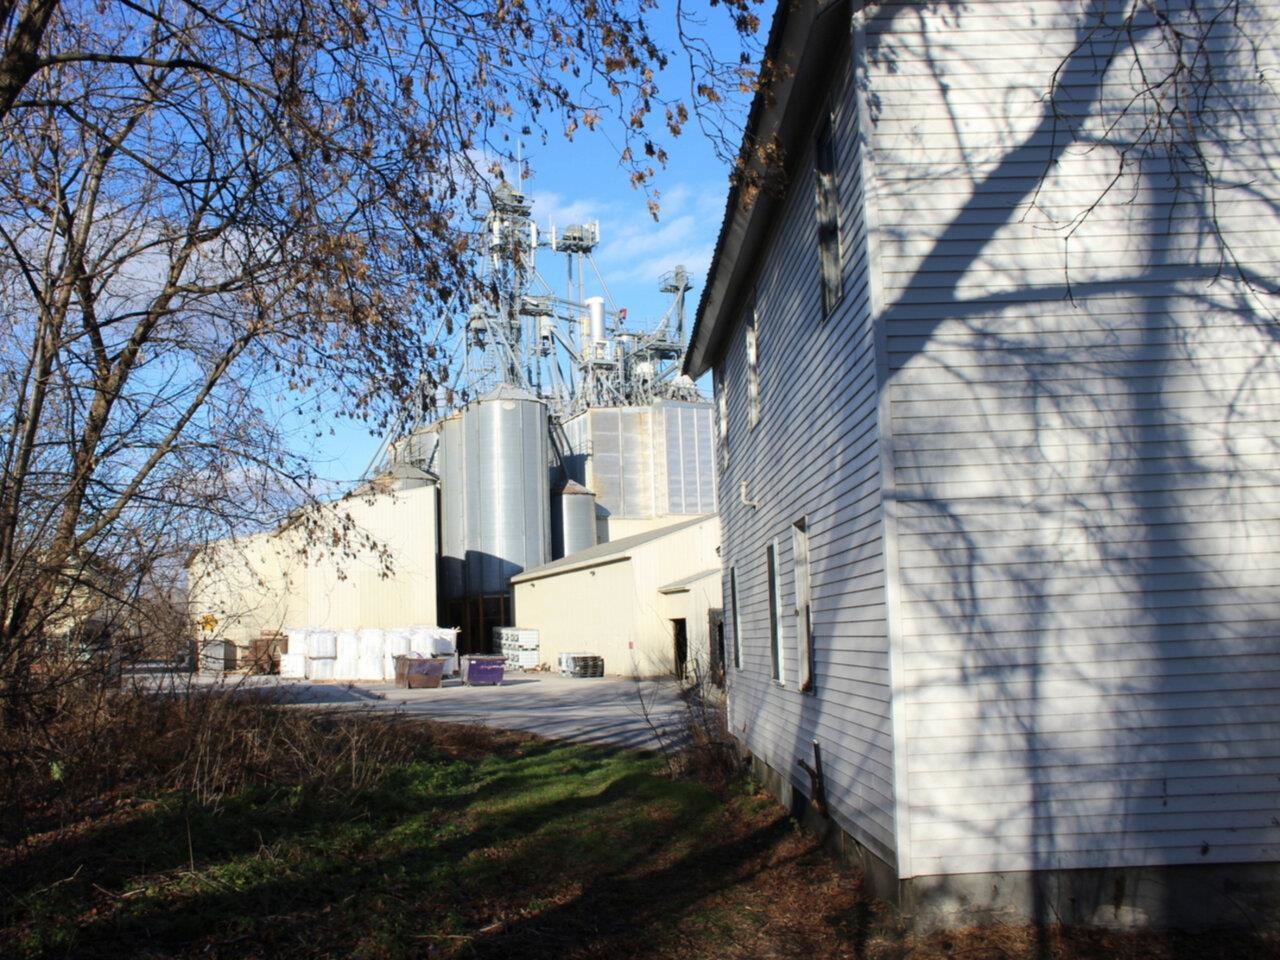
[393,654,447,689]
[249,631,284,674]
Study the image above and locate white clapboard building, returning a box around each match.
[683,0,1279,931]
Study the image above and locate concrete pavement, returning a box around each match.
[185,670,691,752]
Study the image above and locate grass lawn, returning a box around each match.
[3,719,867,959]
[2,713,1275,959]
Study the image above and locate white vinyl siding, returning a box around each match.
[865,0,1280,877]
[718,42,897,867]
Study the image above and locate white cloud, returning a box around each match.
[519,181,724,325]
[529,190,611,231]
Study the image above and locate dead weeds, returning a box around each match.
[2,693,1277,960]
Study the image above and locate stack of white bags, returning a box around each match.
[280,629,308,679]
[280,626,459,682]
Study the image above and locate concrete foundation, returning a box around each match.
[747,751,1280,933]
[901,861,1280,933]
[748,753,900,907]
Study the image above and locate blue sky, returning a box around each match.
[309,12,760,488]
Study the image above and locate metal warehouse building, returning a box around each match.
[511,514,722,679]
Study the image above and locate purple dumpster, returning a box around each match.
[461,655,506,686]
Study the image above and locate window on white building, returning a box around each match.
[793,517,813,692]
[746,308,760,429]
[716,368,729,468]
[766,539,783,683]
[729,566,742,670]
[814,115,842,316]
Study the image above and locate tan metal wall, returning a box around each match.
[658,569,723,679]
[512,516,720,677]
[190,484,438,647]
[188,529,304,647]
[598,514,693,544]
[301,485,437,629]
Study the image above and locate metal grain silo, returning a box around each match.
[552,480,597,559]
[657,400,717,514]
[461,384,550,594]
[438,413,467,602]
[582,406,654,519]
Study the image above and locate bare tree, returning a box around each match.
[0,0,762,724]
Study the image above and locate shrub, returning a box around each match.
[0,680,428,843]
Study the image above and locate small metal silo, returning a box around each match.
[552,480,598,559]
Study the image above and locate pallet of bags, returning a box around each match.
[558,652,604,678]
[356,627,385,681]
[305,629,337,680]
[496,627,540,670]
[279,652,307,679]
